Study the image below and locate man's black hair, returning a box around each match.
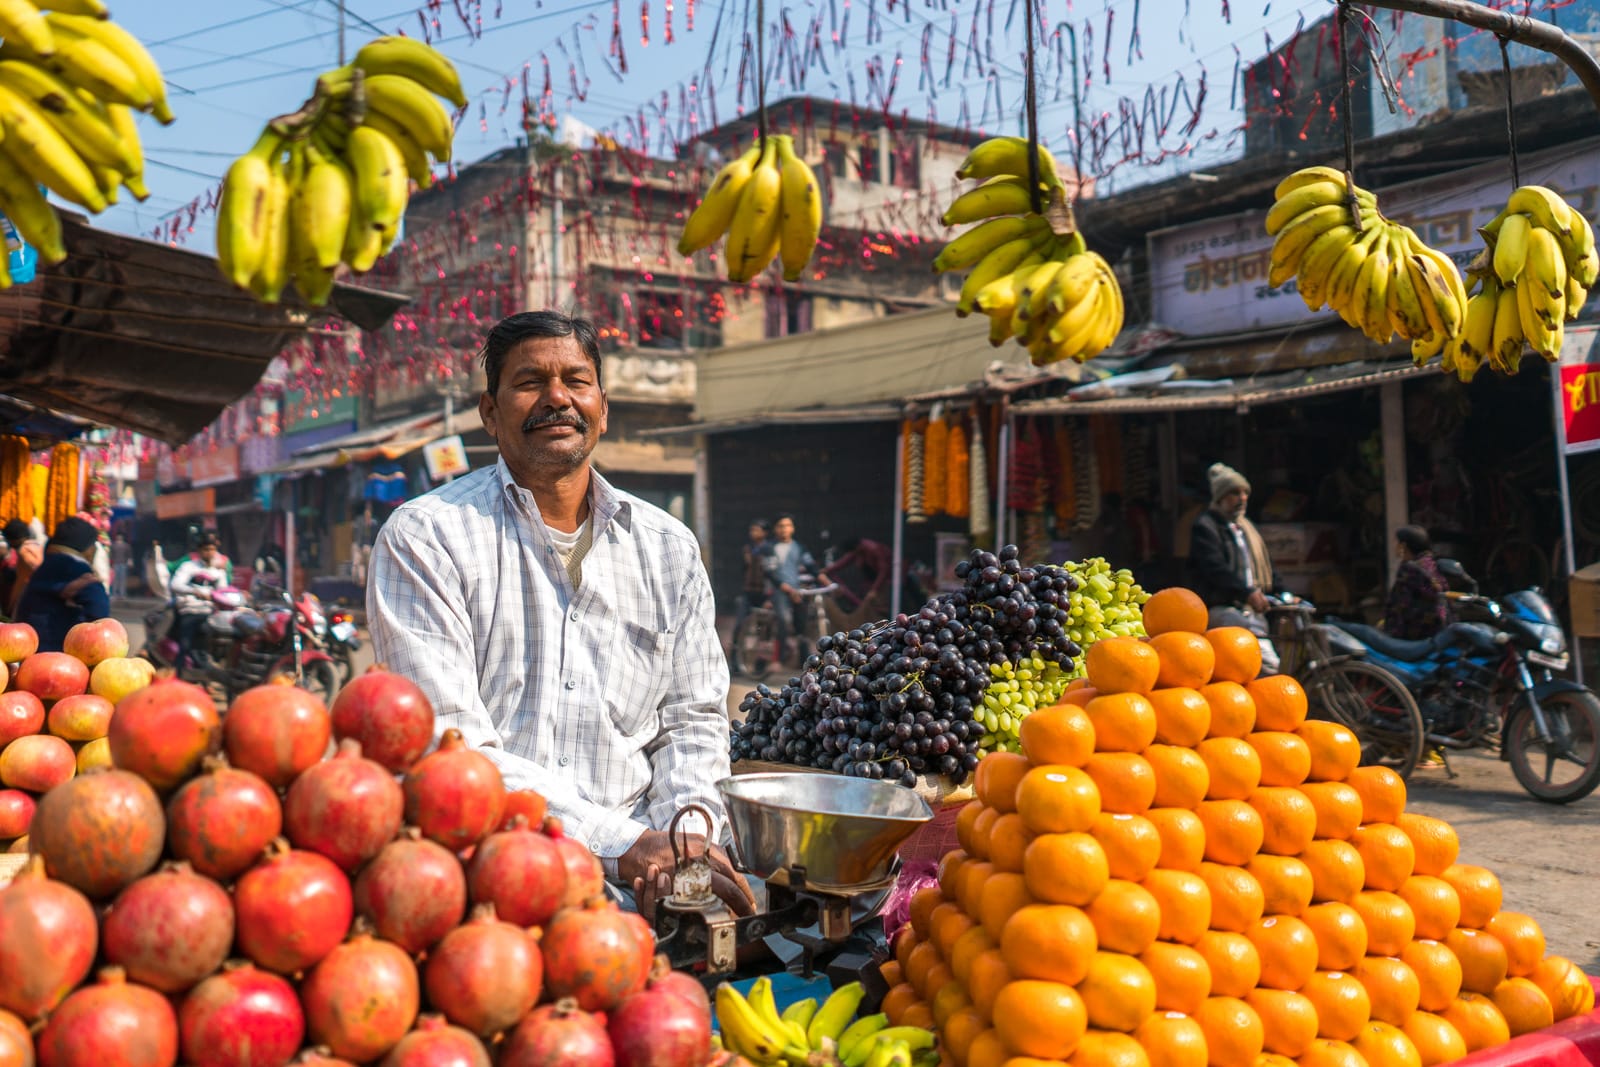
[775,513,796,525]
[749,518,770,532]
[478,311,603,395]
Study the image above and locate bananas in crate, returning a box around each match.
[1441,185,1599,382]
[715,979,938,1067]
[1267,166,1471,366]
[215,36,464,304]
[933,136,1122,366]
[678,133,822,284]
[0,6,169,281]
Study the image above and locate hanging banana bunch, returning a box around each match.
[677,132,823,284]
[1443,186,1598,382]
[0,6,169,284]
[215,36,465,305]
[1267,166,1472,369]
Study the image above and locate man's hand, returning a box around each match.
[785,586,801,605]
[60,574,97,601]
[621,830,756,920]
[1247,588,1271,614]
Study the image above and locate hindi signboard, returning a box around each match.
[1559,325,1600,455]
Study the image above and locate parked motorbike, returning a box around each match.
[140,583,340,704]
[324,603,362,684]
[1325,560,1600,803]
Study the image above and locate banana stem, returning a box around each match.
[266,67,364,141]
[1044,186,1077,237]
[1344,167,1366,234]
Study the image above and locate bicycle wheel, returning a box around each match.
[731,612,779,682]
[1504,689,1600,803]
[1303,660,1426,779]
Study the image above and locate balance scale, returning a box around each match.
[652,772,933,991]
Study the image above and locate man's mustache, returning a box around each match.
[522,411,589,434]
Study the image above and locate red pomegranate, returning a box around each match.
[606,957,712,1067]
[541,896,653,1012]
[0,790,33,839]
[465,817,566,928]
[0,691,43,747]
[550,829,605,911]
[300,925,420,1063]
[107,677,220,791]
[284,739,404,872]
[499,790,548,830]
[28,767,165,899]
[35,966,179,1067]
[0,1009,29,1067]
[165,758,283,882]
[352,827,467,955]
[223,678,333,789]
[291,1051,354,1067]
[14,653,89,702]
[500,999,615,1067]
[330,665,435,773]
[0,855,98,1020]
[178,961,305,1067]
[422,903,543,1037]
[379,1015,491,1067]
[102,863,235,993]
[402,730,505,851]
[0,734,74,792]
[638,955,710,1019]
[232,839,353,975]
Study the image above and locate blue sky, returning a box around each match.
[99,0,1348,248]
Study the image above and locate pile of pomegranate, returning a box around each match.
[0,618,156,849]
[0,664,717,1067]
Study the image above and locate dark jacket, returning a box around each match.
[14,549,110,652]
[1383,554,1449,640]
[1189,507,1265,609]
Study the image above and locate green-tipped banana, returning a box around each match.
[806,981,866,1049]
[346,123,408,231]
[956,233,1038,315]
[352,35,467,108]
[679,142,760,256]
[248,148,291,303]
[46,13,169,121]
[781,997,818,1032]
[836,1012,888,1063]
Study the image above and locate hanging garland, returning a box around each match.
[945,414,970,519]
[0,438,32,526]
[969,411,991,541]
[924,407,949,519]
[904,418,927,525]
[43,444,80,536]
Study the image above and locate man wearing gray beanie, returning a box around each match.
[1188,462,1285,671]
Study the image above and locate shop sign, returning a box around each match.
[1559,325,1600,455]
[154,488,215,520]
[239,435,281,474]
[1149,142,1600,338]
[189,445,240,488]
[423,435,470,481]
[155,453,181,487]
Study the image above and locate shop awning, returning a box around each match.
[591,440,697,476]
[271,407,484,475]
[641,402,905,438]
[1010,359,1429,416]
[0,213,408,445]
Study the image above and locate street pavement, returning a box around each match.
[109,600,1599,971]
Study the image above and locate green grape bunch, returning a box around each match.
[1063,557,1149,657]
[977,652,1072,755]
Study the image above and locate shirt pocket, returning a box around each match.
[609,620,674,736]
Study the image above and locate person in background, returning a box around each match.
[1383,525,1449,640]
[728,518,770,676]
[13,517,110,652]
[254,540,286,588]
[110,532,132,598]
[1188,462,1286,672]
[762,514,818,667]
[0,519,42,619]
[169,532,229,673]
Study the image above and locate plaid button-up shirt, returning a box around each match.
[367,458,731,870]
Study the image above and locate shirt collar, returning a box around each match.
[496,456,631,535]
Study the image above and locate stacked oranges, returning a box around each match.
[881,586,1595,1067]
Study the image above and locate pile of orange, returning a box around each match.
[883,586,1595,1067]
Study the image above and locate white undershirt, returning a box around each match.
[545,517,593,590]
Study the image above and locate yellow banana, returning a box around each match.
[1385,231,1429,340]
[1264,181,1349,237]
[359,109,433,188]
[1459,281,1498,365]
[33,0,110,17]
[1269,203,1351,288]
[1046,276,1109,353]
[1412,241,1470,316]
[0,59,131,172]
[775,135,821,282]
[715,984,789,1064]
[933,214,1047,273]
[1506,185,1574,238]
[806,981,866,1049]
[293,141,352,271]
[1574,245,1600,291]
[1273,165,1351,200]
[836,1013,889,1064]
[362,73,454,159]
[45,14,168,120]
[0,0,53,57]
[724,137,782,284]
[352,36,467,108]
[1356,236,1393,343]
[342,198,384,273]
[1405,249,1460,342]
[1044,249,1101,314]
[345,123,408,231]
[248,149,291,303]
[1295,223,1357,311]
[1525,224,1568,299]
[1516,276,1561,361]
[1075,268,1124,362]
[679,142,760,256]
[0,81,103,211]
[1327,226,1381,324]
[1565,273,1589,321]
[780,997,817,1032]
[942,177,1035,226]
[103,103,147,199]
[216,129,283,289]
[1493,212,1531,285]
[972,251,1042,317]
[1011,258,1066,331]
[747,976,805,1049]
[955,136,1060,186]
[1564,209,1597,284]
[1411,329,1447,367]
[956,233,1039,315]
[0,148,64,263]
[1490,281,1525,372]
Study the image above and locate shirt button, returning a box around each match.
[559,756,571,766]
[569,610,579,621]
[588,841,601,854]
[565,679,577,690]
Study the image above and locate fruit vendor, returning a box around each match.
[1188,462,1285,672]
[369,310,755,920]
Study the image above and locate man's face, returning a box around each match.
[774,518,795,542]
[1220,489,1248,519]
[748,524,766,543]
[197,545,219,566]
[480,335,608,481]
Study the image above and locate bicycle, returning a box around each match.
[1269,601,1427,779]
[730,581,841,682]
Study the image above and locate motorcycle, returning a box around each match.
[324,603,362,684]
[1324,560,1600,803]
[141,583,340,704]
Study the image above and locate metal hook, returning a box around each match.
[668,802,715,868]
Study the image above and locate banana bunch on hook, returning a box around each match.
[678,131,824,284]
